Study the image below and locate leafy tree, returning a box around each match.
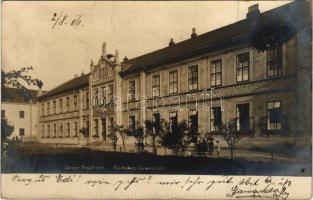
[107,118,118,152]
[250,22,295,52]
[2,67,43,100]
[159,120,188,156]
[222,118,242,160]
[145,118,167,155]
[1,118,14,143]
[106,119,129,153]
[187,115,199,151]
[1,67,43,144]
[125,122,145,153]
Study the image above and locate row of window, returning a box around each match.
[41,121,79,137]
[128,100,283,133]
[128,47,282,98]
[93,84,114,104]
[1,110,25,119]
[41,91,90,116]
[93,66,110,80]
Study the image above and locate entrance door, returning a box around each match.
[236,104,250,133]
[101,118,106,141]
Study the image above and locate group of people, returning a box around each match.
[196,137,220,156]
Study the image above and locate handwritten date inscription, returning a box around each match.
[51,12,84,29]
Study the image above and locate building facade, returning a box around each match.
[1,87,39,142]
[37,74,90,144]
[37,43,123,145]
[37,1,311,149]
[119,1,311,147]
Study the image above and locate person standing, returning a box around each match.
[215,140,220,156]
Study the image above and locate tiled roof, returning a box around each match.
[2,87,40,104]
[120,1,311,76]
[37,74,89,100]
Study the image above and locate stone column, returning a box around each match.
[89,62,94,143]
[140,71,147,137]
[99,117,103,140]
[114,50,122,126]
[78,89,84,143]
[36,101,40,140]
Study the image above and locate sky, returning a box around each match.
[2,1,291,90]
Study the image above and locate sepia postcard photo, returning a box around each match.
[1,1,312,199]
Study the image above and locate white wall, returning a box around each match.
[2,102,37,139]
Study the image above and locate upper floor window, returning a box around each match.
[129,80,136,101]
[267,46,282,77]
[169,70,178,94]
[19,111,25,118]
[52,100,56,114]
[108,84,114,102]
[47,102,50,115]
[41,103,45,116]
[86,92,89,109]
[267,101,282,131]
[188,65,198,91]
[236,52,250,82]
[152,75,160,97]
[210,59,222,86]
[97,67,109,79]
[73,95,78,111]
[59,99,63,113]
[66,97,70,112]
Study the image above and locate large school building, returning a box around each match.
[37,1,311,149]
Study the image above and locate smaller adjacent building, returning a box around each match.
[1,87,40,142]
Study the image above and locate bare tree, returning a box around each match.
[222,118,242,160]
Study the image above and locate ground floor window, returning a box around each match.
[267,101,282,131]
[236,103,251,132]
[47,125,50,137]
[73,122,78,137]
[211,107,222,132]
[66,123,70,137]
[59,124,63,137]
[169,111,178,131]
[153,113,161,133]
[94,119,99,136]
[129,115,136,130]
[188,110,198,142]
[41,125,45,137]
[53,124,56,137]
[19,128,25,136]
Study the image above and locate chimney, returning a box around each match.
[247,4,260,22]
[169,38,175,47]
[191,28,197,38]
[123,56,128,62]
